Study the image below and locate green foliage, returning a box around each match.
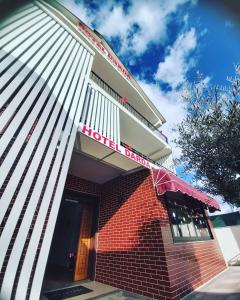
[176,65,240,206]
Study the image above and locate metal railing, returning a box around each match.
[90,72,168,144]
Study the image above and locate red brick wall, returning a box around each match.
[162,214,226,299]
[96,169,226,300]
[64,171,226,299]
[96,169,171,299]
[65,174,100,196]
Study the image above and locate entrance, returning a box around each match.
[42,191,95,292]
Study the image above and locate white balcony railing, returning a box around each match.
[90,72,168,144]
[80,83,120,144]
[79,79,175,173]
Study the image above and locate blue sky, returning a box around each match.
[59,0,239,212]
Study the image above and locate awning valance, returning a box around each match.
[152,168,220,211]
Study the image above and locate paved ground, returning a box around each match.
[68,267,240,299]
[183,267,240,300]
[67,281,151,300]
[42,267,240,299]
[41,281,151,300]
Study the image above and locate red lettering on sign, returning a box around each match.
[96,42,106,54]
[125,148,131,157]
[115,143,121,153]
[82,124,92,136]
[102,136,109,145]
[93,132,101,141]
[135,155,141,163]
[109,140,115,150]
[77,22,131,80]
[81,124,151,169]
[130,152,136,160]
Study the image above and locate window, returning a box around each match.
[166,193,213,242]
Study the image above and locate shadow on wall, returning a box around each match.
[95,169,206,300]
[96,217,203,299]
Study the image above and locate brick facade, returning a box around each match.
[65,171,226,300]
[65,174,100,196]
[162,213,226,299]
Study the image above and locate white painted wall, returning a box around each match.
[214,226,240,263]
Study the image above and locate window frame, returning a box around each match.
[165,193,214,243]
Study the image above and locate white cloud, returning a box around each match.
[59,0,193,56]
[58,0,200,176]
[138,80,186,159]
[58,0,94,25]
[209,195,240,215]
[102,0,192,55]
[155,28,197,89]
[96,4,131,39]
[137,28,198,159]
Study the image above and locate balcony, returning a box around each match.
[76,73,172,174]
[90,72,168,144]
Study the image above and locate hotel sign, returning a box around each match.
[80,124,152,169]
[77,22,131,81]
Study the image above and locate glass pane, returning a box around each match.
[173,224,181,237]
[170,209,181,237]
[198,217,210,237]
[188,221,197,237]
[178,210,190,237]
[193,216,201,237]
[167,197,212,242]
[193,215,210,238]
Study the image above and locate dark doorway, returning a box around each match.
[42,191,97,292]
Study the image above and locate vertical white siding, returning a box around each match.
[80,84,120,143]
[0,2,93,300]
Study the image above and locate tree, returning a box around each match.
[176,65,240,207]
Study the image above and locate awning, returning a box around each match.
[152,168,220,211]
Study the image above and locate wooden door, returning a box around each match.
[74,204,93,281]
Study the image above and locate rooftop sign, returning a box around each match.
[77,22,131,81]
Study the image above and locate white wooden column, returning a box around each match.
[0,2,94,299]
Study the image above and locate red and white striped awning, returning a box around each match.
[152,168,220,211]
